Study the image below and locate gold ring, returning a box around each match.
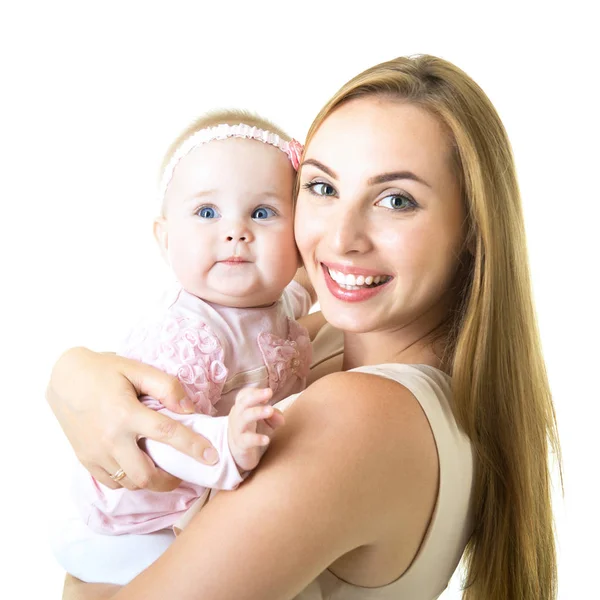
[110,468,126,482]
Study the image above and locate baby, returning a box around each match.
[51,109,312,584]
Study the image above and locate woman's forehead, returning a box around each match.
[306,97,453,180]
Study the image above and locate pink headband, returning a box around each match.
[159,123,304,202]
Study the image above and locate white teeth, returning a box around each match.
[327,267,389,288]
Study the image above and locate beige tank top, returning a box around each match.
[295,326,475,600]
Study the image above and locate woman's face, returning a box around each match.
[295,96,466,334]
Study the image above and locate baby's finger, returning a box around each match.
[264,409,285,430]
[240,404,275,428]
[238,432,271,450]
[235,387,273,409]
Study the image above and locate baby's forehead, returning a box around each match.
[163,142,293,208]
[185,136,288,162]
[172,139,293,184]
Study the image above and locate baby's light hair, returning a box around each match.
[158,109,294,214]
[160,109,292,180]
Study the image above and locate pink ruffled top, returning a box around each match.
[73,281,312,535]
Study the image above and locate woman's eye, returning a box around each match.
[303,182,337,197]
[376,194,416,211]
[252,206,277,220]
[197,206,220,219]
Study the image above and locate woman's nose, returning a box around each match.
[327,205,372,255]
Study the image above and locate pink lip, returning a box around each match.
[321,264,392,303]
[321,261,390,277]
[220,256,250,265]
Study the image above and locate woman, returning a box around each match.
[47,54,561,599]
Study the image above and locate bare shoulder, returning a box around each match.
[288,370,435,447]
[276,370,439,522]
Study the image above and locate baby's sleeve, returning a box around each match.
[282,279,313,319]
[142,407,245,490]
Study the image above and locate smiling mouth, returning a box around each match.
[324,265,392,290]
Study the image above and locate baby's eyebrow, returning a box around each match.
[254,191,290,203]
[187,190,219,202]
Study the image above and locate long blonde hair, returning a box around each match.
[303,55,562,600]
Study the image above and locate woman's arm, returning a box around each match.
[64,371,438,600]
[47,347,220,491]
[64,576,120,600]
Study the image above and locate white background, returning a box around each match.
[1,1,598,598]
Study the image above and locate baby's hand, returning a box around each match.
[228,387,285,473]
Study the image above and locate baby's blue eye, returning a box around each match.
[198,206,220,219]
[252,206,277,220]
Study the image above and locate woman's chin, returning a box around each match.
[320,309,380,334]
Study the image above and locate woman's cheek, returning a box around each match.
[293,201,317,257]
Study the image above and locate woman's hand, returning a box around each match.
[47,347,220,492]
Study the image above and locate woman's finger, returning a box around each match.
[133,408,219,465]
[114,438,183,492]
[87,464,122,490]
[110,442,160,490]
[121,358,196,414]
[144,468,183,493]
[86,459,139,491]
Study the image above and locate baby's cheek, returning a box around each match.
[171,244,203,287]
[274,232,301,277]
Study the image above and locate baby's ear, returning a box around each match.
[153,216,170,263]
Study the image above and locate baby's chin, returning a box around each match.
[186,285,282,309]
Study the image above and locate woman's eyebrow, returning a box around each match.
[301,159,337,179]
[368,171,432,188]
[301,159,431,188]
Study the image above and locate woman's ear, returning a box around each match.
[153,216,170,263]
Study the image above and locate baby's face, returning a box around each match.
[157,138,299,307]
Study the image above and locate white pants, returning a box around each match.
[49,495,176,585]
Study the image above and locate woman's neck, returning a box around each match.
[341,311,450,374]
